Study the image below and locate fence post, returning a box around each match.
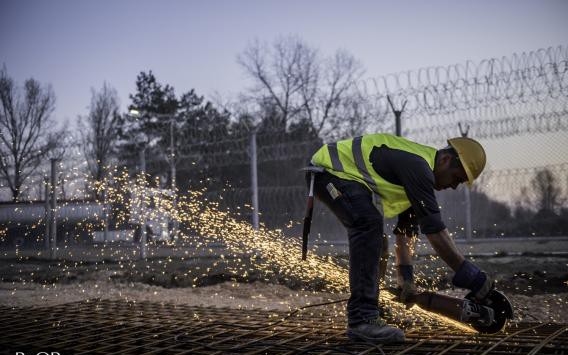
[44,176,50,252]
[384,96,408,281]
[139,147,147,259]
[102,185,109,243]
[395,108,402,136]
[250,129,259,230]
[464,186,472,241]
[388,95,407,137]
[458,123,473,241]
[49,159,57,259]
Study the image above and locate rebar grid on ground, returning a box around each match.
[0,299,566,355]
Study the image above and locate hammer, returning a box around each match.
[300,166,325,260]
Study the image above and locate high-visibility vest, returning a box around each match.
[311,133,437,218]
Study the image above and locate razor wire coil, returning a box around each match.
[359,45,568,117]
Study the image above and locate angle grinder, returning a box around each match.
[393,288,514,334]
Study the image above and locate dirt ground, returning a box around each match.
[1,279,567,324]
[0,251,566,324]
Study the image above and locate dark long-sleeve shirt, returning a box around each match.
[370,145,446,235]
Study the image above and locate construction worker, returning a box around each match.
[308,133,493,343]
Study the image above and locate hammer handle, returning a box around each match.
[302,173,316,260]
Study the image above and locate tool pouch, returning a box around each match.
[324,182,357,227]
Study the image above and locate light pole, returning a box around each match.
[250,127,259,230]
[138,145,147,259]
[129,109,178,242]
[169,115,179,242]
[126,110,149,258]
[49,158,58,259]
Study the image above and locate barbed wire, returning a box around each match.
[359,45,567,117]
[404,105,568,143]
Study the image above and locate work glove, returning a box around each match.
[452,260,494,303]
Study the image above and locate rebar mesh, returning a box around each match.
[1,299,566,355]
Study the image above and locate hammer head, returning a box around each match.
[300,166,326,174]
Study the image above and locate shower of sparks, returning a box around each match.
[4,163,560,330]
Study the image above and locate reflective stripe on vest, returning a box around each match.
[327,142,344,172]
[326,136,383,194]
[352,136,379,193]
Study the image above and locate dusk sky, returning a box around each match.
[1,0,567,127]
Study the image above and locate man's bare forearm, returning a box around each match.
[426,229,464,271]
[395,233,415,265]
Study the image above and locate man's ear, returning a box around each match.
[439,152,452,168]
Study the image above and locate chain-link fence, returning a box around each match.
[205,45,568,240]
[1,45,567,251]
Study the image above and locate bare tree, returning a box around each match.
[77,83,120,198]
[0,66,62,202]
[301,49,367,138]
[238,36,313,126]
[329,92,373,140]
[237,35,367,139]
[531,168,562,214]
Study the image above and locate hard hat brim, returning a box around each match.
[447,139,475,186]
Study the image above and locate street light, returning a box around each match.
[128,109,175,183]
[125,110,149,258]
[128,109,179,243]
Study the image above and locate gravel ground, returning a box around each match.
[1,279,566,323]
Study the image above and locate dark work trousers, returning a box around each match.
[308,171,383,326]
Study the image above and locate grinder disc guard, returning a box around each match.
[465,289,514,334]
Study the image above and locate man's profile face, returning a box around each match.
[433,153,468,191]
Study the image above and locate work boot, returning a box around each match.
[378,305,393,319]
[347,317,405,343]
[398,280,417,305]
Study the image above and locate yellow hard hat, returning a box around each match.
[447,137,486,185]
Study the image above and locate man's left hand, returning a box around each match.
[452,260,494,303]
[398,280,418,306]
[469,272,494,303]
